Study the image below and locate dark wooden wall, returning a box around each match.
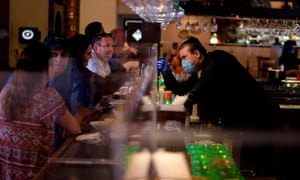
[0,0,9,69]
[48,0,80,38]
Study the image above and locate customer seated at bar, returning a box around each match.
[67,34,94,114]
[167,41,179,62]
[110,27,138,63]
[278,40,300,77]
[157,36,281,176]
[0,42,82,180]
[44,33,72,109]
[87,32,140,105]
[44,33,91,150]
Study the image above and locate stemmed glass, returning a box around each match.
[203,19,209,32]
[211,16,218,32]
[292,19,300,35]
[185,15,191,31]
[194,16,201,32]
[176,21,182,30]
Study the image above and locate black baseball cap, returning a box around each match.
[43,33,67,50]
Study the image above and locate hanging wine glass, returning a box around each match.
[161,23,168,30]
[121,0,185,26]
[203,19,209,32]
[280,19,288,36]
[245,18,253,34]
[194,16,201,32]
[211,16,218,32]
[238,20,245,32]
[176,21,182,31]
[292,18,300,35]
[185,16,191,31]
[264,19,270,28]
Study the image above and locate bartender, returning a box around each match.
[278,40,300,77]
[157,36,280,176]
[158,36,279,129]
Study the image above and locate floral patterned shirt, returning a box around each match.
[0,87,66,180]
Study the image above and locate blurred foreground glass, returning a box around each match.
[121,0,185,27]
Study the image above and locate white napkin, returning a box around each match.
[172,95,188,105]
[124,149,152,180]
[152,149,192,179]
[75,132,102,144]
[141,96,152,105]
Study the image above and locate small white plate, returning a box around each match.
[75,132,102,144]
[282,79,300,83]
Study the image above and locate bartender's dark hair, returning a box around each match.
[179,36,207,56]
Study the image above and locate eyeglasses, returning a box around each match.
[97,44,114,48]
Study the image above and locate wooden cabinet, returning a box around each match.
[0,0,9,69]
[48,0,80,37]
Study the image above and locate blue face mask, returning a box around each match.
[181,59,194,73]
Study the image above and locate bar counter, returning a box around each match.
[262,79,300,129]
[33,80,300,180]
[31,111,272,179]
[33,108,122,180]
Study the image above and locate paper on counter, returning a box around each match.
[141,96,152,105]
[152,149,192,180]
[160,104,185,112]
[75,132,102,144]
[172,95,188,105]
[124,149,151,180]
[142,95,187,105]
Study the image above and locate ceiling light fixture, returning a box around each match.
[121,0,185,27]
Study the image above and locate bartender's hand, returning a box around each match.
[184,95,195,115]
[157,57,170,74]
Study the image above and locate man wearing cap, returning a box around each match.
[43,33,70,82]
[43,33,73,150]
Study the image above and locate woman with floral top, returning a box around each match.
[0,42,81,180]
